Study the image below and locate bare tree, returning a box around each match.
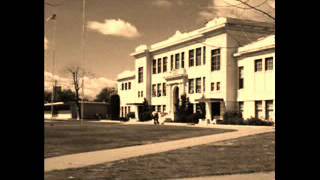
[65,65,93,119]
[224,0,275,22]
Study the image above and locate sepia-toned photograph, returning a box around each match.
[44,0,275,179]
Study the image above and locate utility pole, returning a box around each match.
[80,0,87,126]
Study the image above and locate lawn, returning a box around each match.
[45,120,233,158]
[45,132,274,180]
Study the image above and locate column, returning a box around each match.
[205,102,212,120]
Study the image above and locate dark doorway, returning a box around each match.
[212,102,221,117]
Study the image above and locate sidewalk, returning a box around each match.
[45,125,274,172]
[172,171,275,180]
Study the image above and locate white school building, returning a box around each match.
[117,17,275,122]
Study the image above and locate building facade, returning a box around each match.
[117,17,275,121]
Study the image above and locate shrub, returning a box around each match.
[127,112,135,119]
[185,113,201,124]
[246,117,274,126]
[140,111,153,121]
[222,111,244,125]
[119,117,128,121]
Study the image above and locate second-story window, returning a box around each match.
[196,48,201,66]
[216,82,221,91]
[158,58,162,73]
[152,59,156,74]
[265,57,273,70]
[189,79,194,94]
[121,83,124,90]
[171,55,174,70]
[203,46,206,65]
[239,67,244,89]
[181,52,185,68]
[211,48,220,71]
[196,78,201,93]
[138,67,143,83]
[255,59,262,72]
[163,57,167,72]
[211,82,215,91]
[175,53,180,69]
[189,49,194,67]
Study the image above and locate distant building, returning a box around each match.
[117,17,275,121]
[44,101,110,120]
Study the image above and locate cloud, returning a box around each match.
[45,37,48,50]
[152,0,173,8]
[198,0,275,23]
[45,71,116,99]
[87,19,140,38]
[151,0,184,8]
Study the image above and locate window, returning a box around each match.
[175,53,180,69]
[163,57,167,72]
[152,84,156,97]
[211,49,220,71]
[141,91,143,97]
[203,46,206,64]
[255,59,262,72]
[181,52,185,68]
[163,105,166,112]
[158,58,162,73]
[171,55,174,70]
[266,100,274,120]
[239,102,244,115]
[138,91,140,97]
[196,48,201,66]
[203,77,205,92]
[128,106,131,113]
[211,82,214,91]
[255,101,263,119]
[121,106,124,117]
[138,67,143,83]
[128,82,131,90]
[152,106,156,111]
[121,83,124,90]
[216,82,220,91]
[239,66,244,89]
[189,79,194,94]
[157,83,161,97]
[124,106,127,117]
[162,83,166,96]
[265,57,273,70]
[152,59,157,74]
[189,49,194,67]
[196,78,201,93]
[125,83,127,90]
[157,105,161,112]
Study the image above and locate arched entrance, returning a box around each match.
[173,86,179,113]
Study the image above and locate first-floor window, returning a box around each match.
[266,100,274,120]
[203,77,206,92]
[124,106,127,117]
[239,102,244,115]
[121,106,124,117]
[128,82,131,90]
[255,101,263,119]
[125,83,127,90]
[162,83,166,96]
[211,82,214,91]
[189,79,194,94]
[196,78,201,93]
[121,83,124,90]
[138,91,140,97]
[157,83,161,97]
[128,106,131,113]
[152,84,156,97]
[141,91,143,97]
[163,105,166,112]
[157,105,161,112]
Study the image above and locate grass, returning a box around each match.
[45,132,274,180]
[45,120,233,158]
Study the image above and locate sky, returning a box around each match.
[45,0,275,99]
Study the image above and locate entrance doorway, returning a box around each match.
[211,102,221,118]
[173,86,179,113]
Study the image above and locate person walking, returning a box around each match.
[152,111,159,125]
